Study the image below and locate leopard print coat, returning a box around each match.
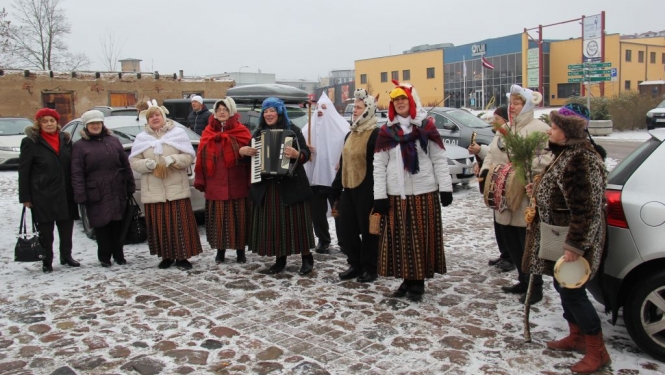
[522,140,607,279]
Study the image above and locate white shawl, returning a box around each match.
[129,123,196,159]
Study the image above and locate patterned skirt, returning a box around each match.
[144,198,203,260]
[377,192,446,279]
[205,197,249,251]
[248,181,315,257]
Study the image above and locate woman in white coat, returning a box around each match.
[373,80,454,302]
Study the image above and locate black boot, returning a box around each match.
[339,266,360,280]
[215,249,226,264]
[269,256,287,274]
[299,253,314,275]
[520,285,544,305]
[60,252,80,267]
[392,280,410,297]
[236,249,246,263]
[175,259,193,270]
[501,282,528,294]
[42,259,53,273]
[407,280,425,302]
[158,259,174,269]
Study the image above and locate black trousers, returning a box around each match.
[554,279,601,335]
[494,215,512,262]
[495,223,542,287]
[310,185,342,248]
[94,220,125,263]
[337,186,378,274]
[36,219,74,263]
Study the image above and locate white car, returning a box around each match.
[646,99,665,130]
[62,116,204,239]
[0,117,32,166]
[445,144,475,185]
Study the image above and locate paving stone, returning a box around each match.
[135,295,160,304]
[0,360,27,373]
[82,335,109,350]
[256,346,283,360]
[217,349,235,359]
[168,307,191,318]
[27,324,50,335]
[175,366,195,374]
[187,316,214,329]
[109,345,131,358]
[200,339,224,350]
[120,357,165,375]
[70,355,106,371]
[225,280,260,291]
[154,300,176,309]
[54,347,79,356]
[49,366,77,375]
[252,361,283,375]
[153,340,177,352]
[164,349,209,365]
[291,361,331,375]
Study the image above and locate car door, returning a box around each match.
[430,112,461,146]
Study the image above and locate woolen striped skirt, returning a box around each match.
[377,191,447,279]
[144,198,203,260]
[205,197,248,251]
[248,181,315,257]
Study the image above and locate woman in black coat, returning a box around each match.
[239,97,315,275]
[18,108,80,273]
[71,110,136,267]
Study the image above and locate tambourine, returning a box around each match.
[554,256,590,289]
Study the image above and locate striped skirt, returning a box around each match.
[248,181,315,257]
[144,198,203,260]
[377,192,446,279]
[205,197,249,251]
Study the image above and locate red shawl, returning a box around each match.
[196,114,251,177]
[40,130,60,154]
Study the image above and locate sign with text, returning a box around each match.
[583,14,603,63]
[471,43,486,56]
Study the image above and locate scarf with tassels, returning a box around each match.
[375,117,444,174]
[196,113,251,178]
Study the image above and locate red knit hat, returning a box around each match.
[35,108,60,123]
[388,79,417,121]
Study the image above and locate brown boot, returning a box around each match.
[546,322,586,353]
[570,332,611,374]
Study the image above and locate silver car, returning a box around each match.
[445,144,475,185]
[0,117,32,167]
[62,116,204,238]
[588,129,665,361]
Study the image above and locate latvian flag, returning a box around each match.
[481,56,494,70]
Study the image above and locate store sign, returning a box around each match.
[471,44,486,56]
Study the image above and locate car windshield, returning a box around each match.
[287,108,309,128]
[0,118,32,135]
[443,109,492,128]
[110,109,138,116]
[658,100,665,109]
[608,137,661,185]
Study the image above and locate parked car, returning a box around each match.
[91,106,139,117]
[62,116,204,239]
[445,144,475,185]
[342,104,388,126]
[587,129,665,361]
[0,117,32,167]
[646,99,665,130]
[425,107,495,148]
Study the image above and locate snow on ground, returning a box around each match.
[0,162,662,374]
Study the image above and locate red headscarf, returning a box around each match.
[195,113,251,177]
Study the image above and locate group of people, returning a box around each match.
[18,80,611,373]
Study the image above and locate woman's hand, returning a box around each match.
[526,182,533,197]
[23,202,32,208]
[563,249,580,262]
[473,162,480,176]
[284,146,300,159]
[239,146,258,157]
[468,143,481,155]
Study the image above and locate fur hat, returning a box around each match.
[550,103,590,140]
[352,88,377,126]
[388,80,422,121]
[507,84,542,115]
[214,97,237,117]
[493,106,508,122]
[141,99,170,120]
[81,110,105,127]
[35,108,60,123]
[191,95,204,105]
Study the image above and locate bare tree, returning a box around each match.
[99,30,125,71]
[0,8,15,67]
[7,0,89,70]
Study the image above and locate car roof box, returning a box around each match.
[227,84,309,105]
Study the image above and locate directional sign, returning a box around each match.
[568,71,584,77]
[589,76,612,82]
[568,64,584,70]
[584,62,611,68]
[568,78,584,83]
[586,69,612,75]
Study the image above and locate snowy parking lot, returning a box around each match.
[0,134,662,374]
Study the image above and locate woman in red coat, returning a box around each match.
[194,98,252,263]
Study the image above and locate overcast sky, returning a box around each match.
[11,0,662,80]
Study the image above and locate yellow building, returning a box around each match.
[355,50,444,109]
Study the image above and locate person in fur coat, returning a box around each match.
[523,103,610,374]
[373,80,454,302]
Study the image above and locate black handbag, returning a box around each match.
[15,207,47,262]
[120,196,147,245]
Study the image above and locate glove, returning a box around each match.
[145,159,157,170]
[164,155,175,167]
[194,183,205,192]
[440,192,453,207]
[373,199,390,215]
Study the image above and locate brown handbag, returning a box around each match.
[369,209,381,235]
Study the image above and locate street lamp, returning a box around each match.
[238,66,249,86]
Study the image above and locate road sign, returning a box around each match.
[589,76,612,82]
[568,76,611,83]
[568,71,584,77]
[584,62,611,68]
[568,64,584,70]
[610,68,618,77]
[586,69,612,75]
[568,78,584,83]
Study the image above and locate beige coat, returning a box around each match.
[480,110,552,227]
[129,121,194,204]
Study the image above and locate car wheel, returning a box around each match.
[78,204,96,240]
[623,271,665,362]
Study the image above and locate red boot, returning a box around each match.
[570,332,611,374]
[546,322,586,353]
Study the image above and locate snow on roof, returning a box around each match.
[639,80,665,85]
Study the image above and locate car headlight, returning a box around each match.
[0,147,20,152]
[646,111,654,118]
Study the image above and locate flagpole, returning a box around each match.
[463,55,467,108]
[481,53,485,110]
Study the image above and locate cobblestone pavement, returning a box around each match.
[0,173,662,375]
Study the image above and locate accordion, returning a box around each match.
[251,129,298,184]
